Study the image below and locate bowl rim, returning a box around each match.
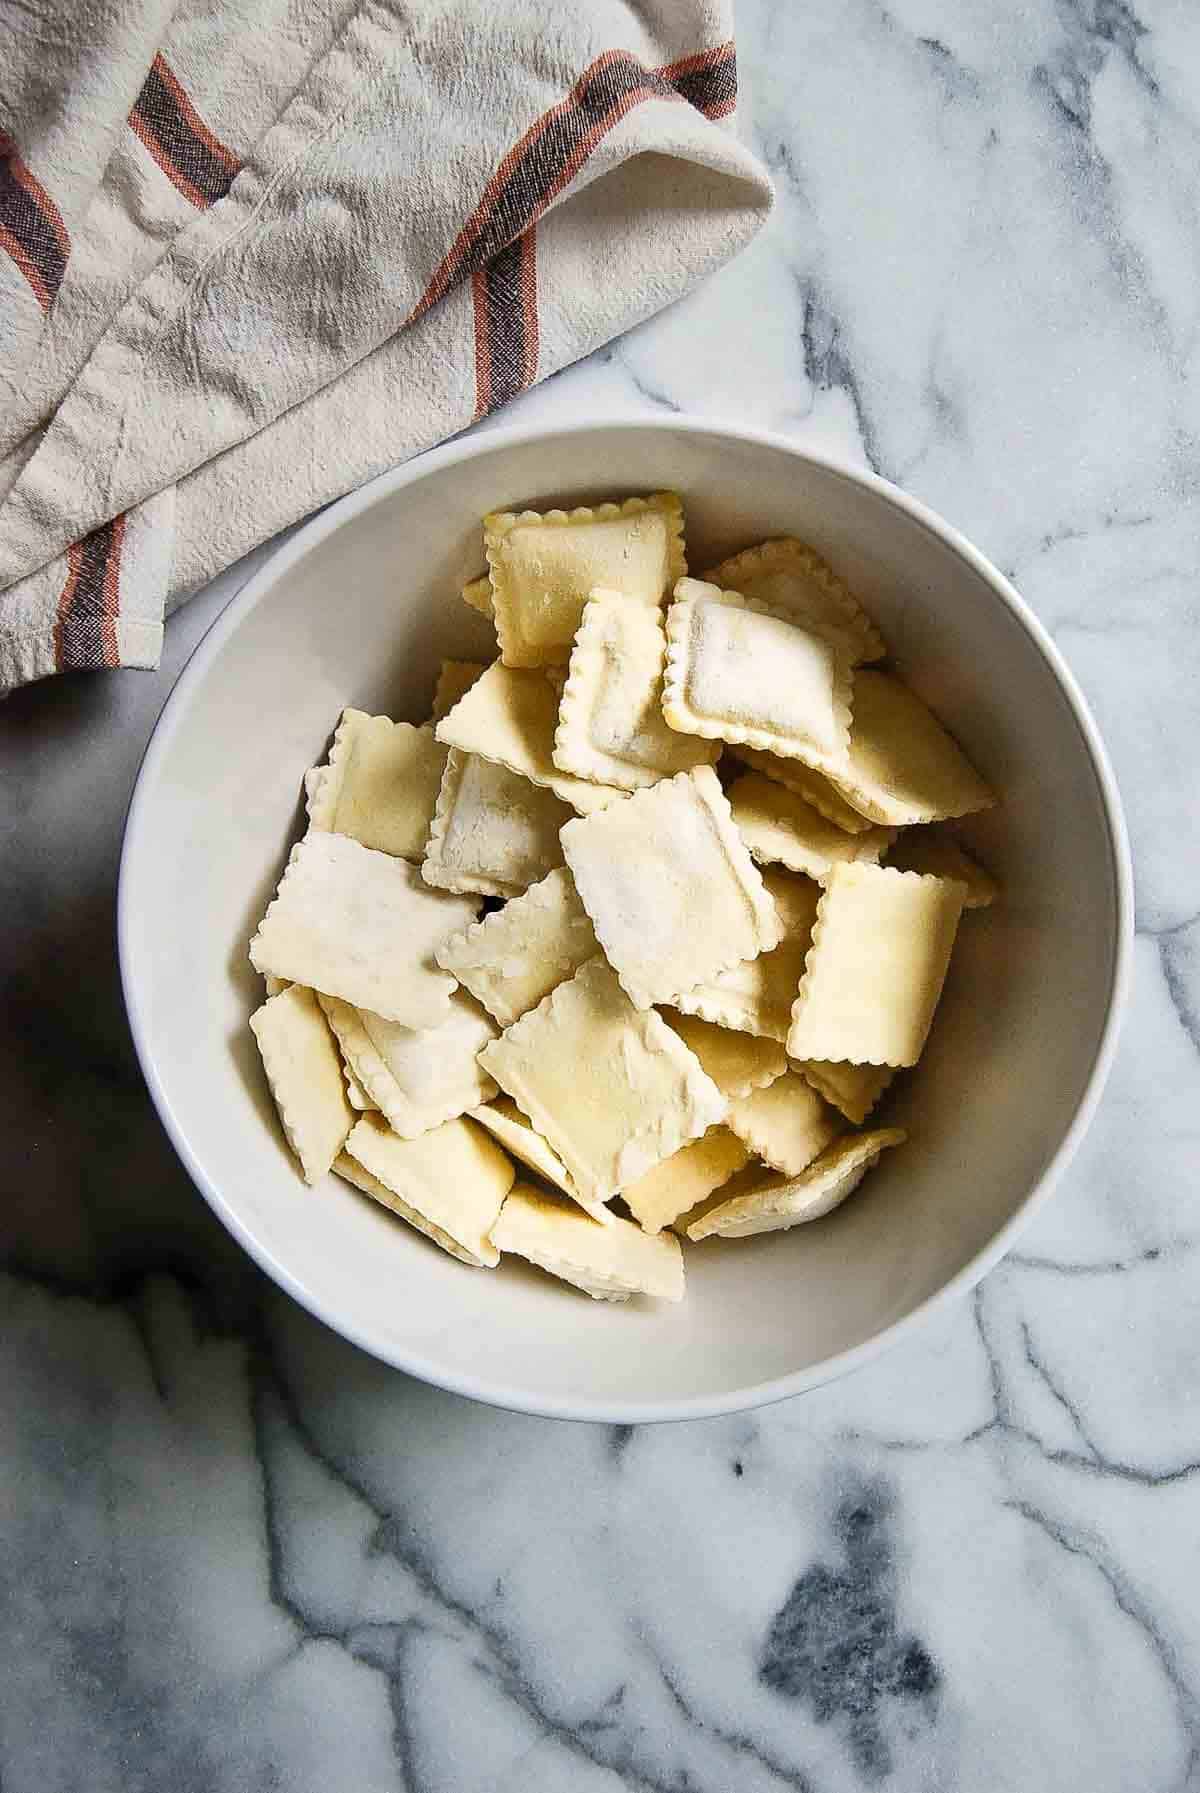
[118,415,1134,1424]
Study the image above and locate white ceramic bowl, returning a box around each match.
[119,419,1131,1421]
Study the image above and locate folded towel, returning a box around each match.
[0,0,771,694]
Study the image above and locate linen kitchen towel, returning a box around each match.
[0,0,771,694]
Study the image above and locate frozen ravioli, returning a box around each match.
[663,580,853,776]
[307,709,446,860]
[554,591,719,789]
[490,1184,685,1301]
[561,766,781,1011]
[250,984,354,1183]
[687,1130,907,1239]
[479,956,726,1207]
[250,831,477,1026]
[435,866,597,1026]
[422,749,572,898]
[342,1111,514,1266]
[485,494,684,666]
[787,863,966,1068]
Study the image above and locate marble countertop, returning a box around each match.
[4,3,1200,1788]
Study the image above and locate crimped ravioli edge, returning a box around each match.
[702,536,887,664]
[729,743,876,834]
[478,956,727,1205]
[724,1075,842,1177]
[796,1059,895,1126]
[725,770,897,879]
[787,863,968,1067]
[663,1013,788,1102]
[334,1151,495,1267]
[561,766,785,1012]
[490,1190,684,1300]
[420,746,528,900]
[483,493,687,667]
[319,993,496,1141]
[822,671,998,825]
[552,591,719,791]
[249,986,352,1184]
[661,584,856,780]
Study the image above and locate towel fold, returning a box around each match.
[0,0,771,695]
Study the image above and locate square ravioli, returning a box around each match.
[250,831,477,1026]
[484,494,685,667]
[824,670,995,824]
[479,955,727,1207]
[787,863,967,1068]
[621,1127,750,1235]
[435,866,596,1026]
[470,1095,611,1223]
[436,660,623,813]
[250,984,354,1183]
[343,1111,514,1266]
[724,1069,843,1176]
[560,766,782,1010]
[307,709,446,860]
[422,749,572,898]
[663,581,853,775]
[554,592,719,790]
[320,990,496,1138]
[671,868,818,1041]
[491,1184,684,1302]
[726,771,896,879]
[731,745,876,834]
[703,537,885,663]
[687,1129,906,1239]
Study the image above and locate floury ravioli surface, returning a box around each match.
[246,499,996,1302]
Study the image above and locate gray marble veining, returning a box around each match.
[4,2,1200,1787]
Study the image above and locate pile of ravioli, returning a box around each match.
[248,493,998,1305]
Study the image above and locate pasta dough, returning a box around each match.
[687,1130,907,1239]
[307,709,446,860]
[490,1184,685,1302]
[554,591,719,789]
[663,581,853,776]
[621,1128,751,1236]
[250,831,477,1026]
[435,865,596,1026]
[703,537,885,664]
[243,487,1008,1305]
[436,660,626,813]
[250,984,354,1183]
[823,670,995,825]
[561,766,782,1011]
[485,495,684,667]
[343,1111,515,1266]
[422,749,572,898]
[726,771,896,879]
[479,956,727,1206]
[787,863,966,1067]
[320,990,497,1139]
[671,868,819,1042]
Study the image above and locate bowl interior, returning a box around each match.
[120,423,1125,1419]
